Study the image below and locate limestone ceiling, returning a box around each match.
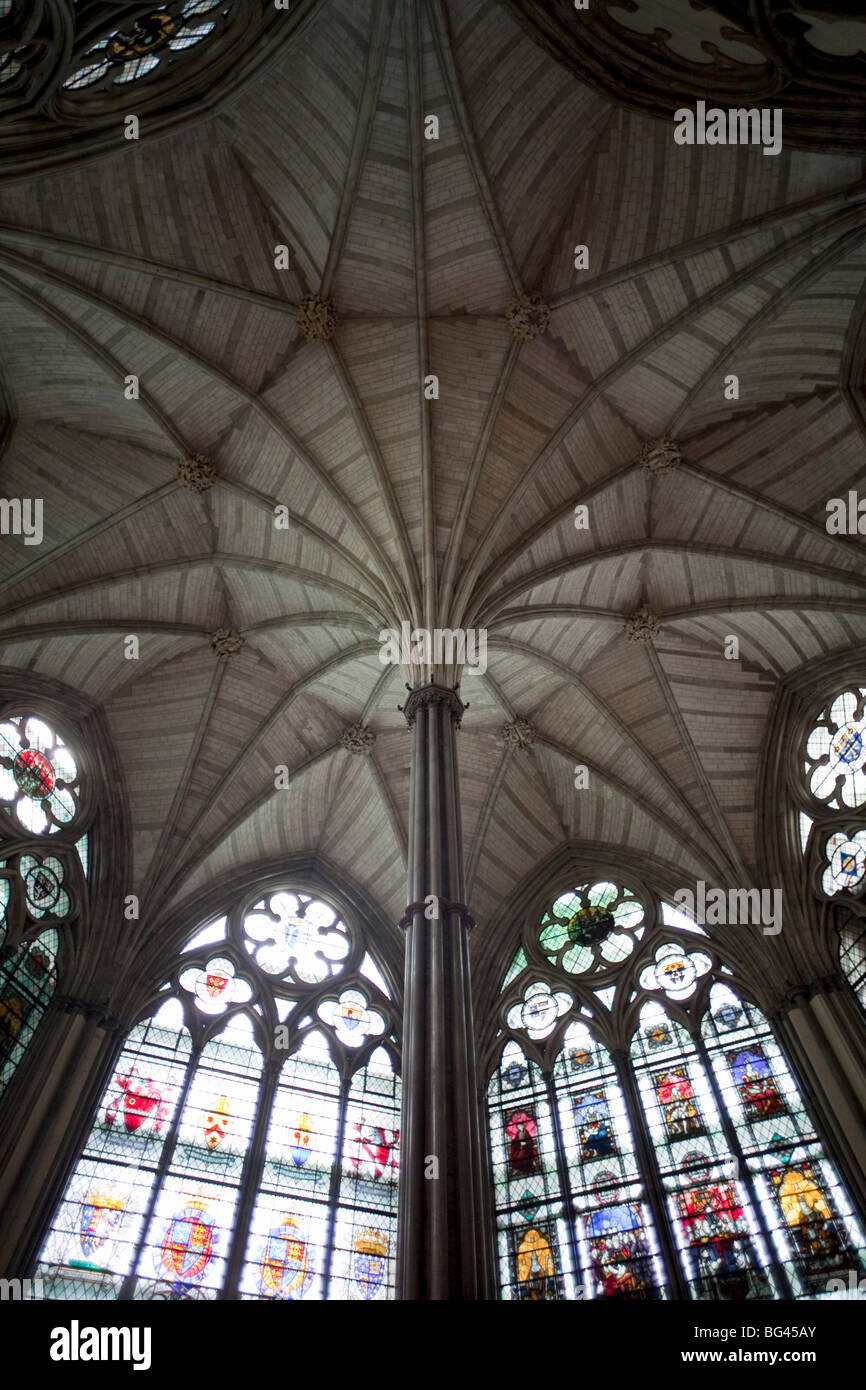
[0,0,864,982]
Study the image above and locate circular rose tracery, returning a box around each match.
[0,715,81,835]
[13,748,55,800]
[538,880,645,976]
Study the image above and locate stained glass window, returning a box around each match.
[39,999,190,1299]
[798,685,866,1002]
[488,878,866,1300]
[702,985,865,1296]
[557,1021,664,1299]
[488,1040,574,1299]
[538,879,645,975]
[634,997,776,1299]
[0,714,82,836]
[804,688,866,811]
[240,1029,340,1301]
[0,712,90,1099]
[333,1047,401,1299]
[837,907,866,1010]
[63,1,233,91]
[0,930,59,1095]
[36,887,400,1300]
[821,830,866,897]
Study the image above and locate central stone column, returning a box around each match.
[396,684,493,1299]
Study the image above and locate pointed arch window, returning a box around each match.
[36,887,400,1301]
[796,685,866,1005]
[0,712,90,1098]
[488,876,866,1300]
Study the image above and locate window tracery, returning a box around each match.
[0,711,90,1097]
[36,886,401,1300]
[0,0,299,176]
[796,685,866,1002]
[488,876,866,1300]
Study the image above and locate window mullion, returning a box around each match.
[118,1038,201,1300]
[320,1075,349,1300]
[543,1064,584,1297]
[220,1058,279,1299]
[693,1028,795,1299]
[614,1047,690,1299]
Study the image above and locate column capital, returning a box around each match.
[807,971,847,999]
[397,898,476,932]
[399,683,467,729]
[765,971,844,1020]
[48,993,123,1033]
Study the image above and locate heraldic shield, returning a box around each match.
[352,1227,388,1299]
[105,1068,168,1137]
[159,1198,217,1290]
[79,1186,126,1260]
[258,1214,314,1299]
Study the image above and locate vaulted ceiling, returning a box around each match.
[0,0,864,985]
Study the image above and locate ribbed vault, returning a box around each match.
[0,0,864,997]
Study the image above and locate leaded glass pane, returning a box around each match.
[822,830,866,897]
[0,929,58,1098]
[488,1040,573,1299]
[131,1013,262,1299]
[632,1001,777,1299]
[36,885,400,1299]
[37,999,191,1300]
[0,715,81,835]
[804,687,866,810]
[240,1030,340,1300]
[539,880,644,975]
[554,1021,665,1299]
[502,945,527,988]
[332,1047,400,1300]
[63,1,229,91]
[242,892,350,984]
[703,983,866,1297]
[837,908,866,1008]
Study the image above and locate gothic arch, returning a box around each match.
[474,842,786,1049]
[483,869,866,1300]
[114,855,405,1027]
[30,869,401,1299]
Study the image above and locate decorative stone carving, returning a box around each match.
[211,628,245,659]
[294,295,338,343]
[624,608,661,644]
[49,993,122,1032]
[506,290,551,342]
[502,717,537,749]
[399,684,467,730]
[178,453,217,491]
[640,437,681,476]
[340,723,376,755]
